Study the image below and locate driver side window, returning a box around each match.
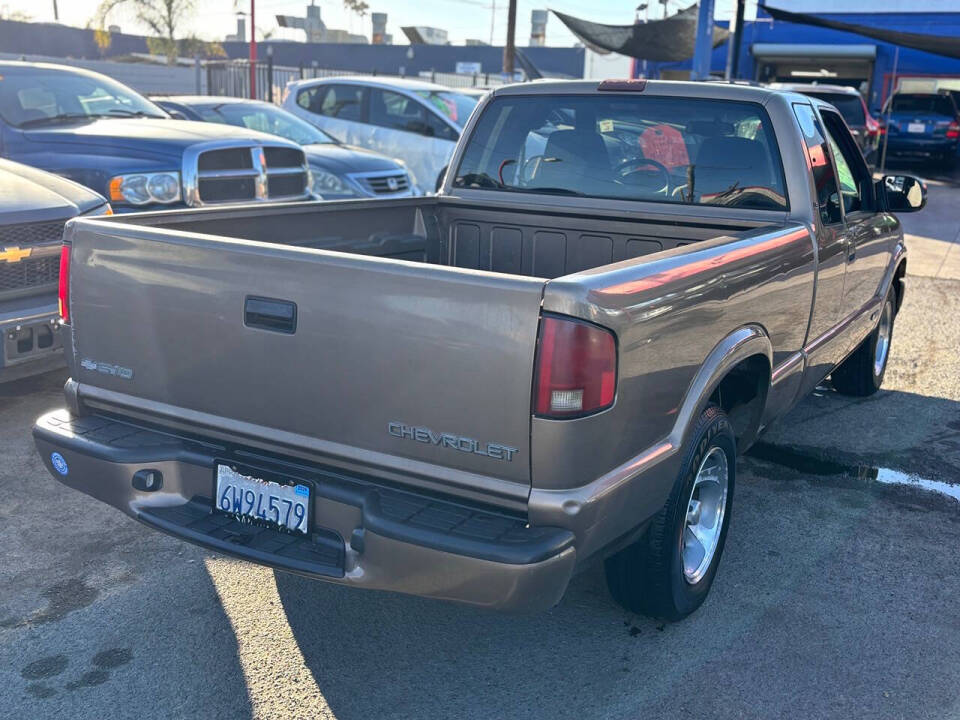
[821,110,866,215]
[793,104,843,226]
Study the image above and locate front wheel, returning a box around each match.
[831,292,895,396]
[605,405,736,621]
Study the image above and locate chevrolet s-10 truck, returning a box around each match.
[34,80,925,620]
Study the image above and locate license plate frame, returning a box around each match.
[214,464,310,535]
[907,122,926,134]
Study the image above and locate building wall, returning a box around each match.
[646,9,960,112]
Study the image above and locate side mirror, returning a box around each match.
[879,174,927,212]
[167,110,188,120]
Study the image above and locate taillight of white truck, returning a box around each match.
[534,315,617,418]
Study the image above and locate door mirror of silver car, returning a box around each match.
[880,174,927,212]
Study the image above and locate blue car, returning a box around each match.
[882,92,960,168]
[152,96,415,200]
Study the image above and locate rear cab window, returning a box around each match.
[453,94,789,211]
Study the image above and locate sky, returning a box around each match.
[0,0,706,47]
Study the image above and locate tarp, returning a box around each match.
[761,5,960,61]
[550,6,730,62]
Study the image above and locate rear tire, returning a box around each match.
[831,291,895,397]
[605,405,735,621]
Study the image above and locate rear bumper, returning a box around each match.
[0,301,65,383]
[885,137,959,157]
[33,409,576,612]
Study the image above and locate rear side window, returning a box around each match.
[793,104,843,225]
[453,94,788,211]
[315,84,364,121]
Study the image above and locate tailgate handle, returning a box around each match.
[244,296,297,334]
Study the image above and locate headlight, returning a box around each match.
[108,171,181,206]
[311,169,357,198]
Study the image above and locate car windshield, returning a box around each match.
[414,90,478,128]
[196,102,336,145]
[0,67,167,127]
[890,94,956,117]
[454,94,788,211]
[803,92,866,127]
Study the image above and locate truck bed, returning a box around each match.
[127,196,774,278]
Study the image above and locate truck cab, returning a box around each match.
[0,62,312,211]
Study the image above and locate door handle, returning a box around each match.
[244,296,297,334]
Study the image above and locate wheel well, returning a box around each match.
[708,354,770,451]
[893,260,907,313]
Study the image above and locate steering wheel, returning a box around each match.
[615,157,671,195]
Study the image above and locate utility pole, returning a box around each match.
[489,0,496,47]
[724,0,745,80]
[502,0,517,76]
[691,0,715,81]
[52,0,59,21]
[249,0,257,99]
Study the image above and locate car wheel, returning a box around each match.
[605,404,735,621]
[831,291,895,397]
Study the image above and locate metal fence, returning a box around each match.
[206,59,523,102]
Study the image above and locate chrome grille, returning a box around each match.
[184,141,311,206]
[351,172,411,196]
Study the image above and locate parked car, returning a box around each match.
[151,96,415,200]
[282,76,479,193]
[771,83,882,167]
[0,159,110,382]
[0,61,311,211]
[36,80,923,619]
[881,91,960,167]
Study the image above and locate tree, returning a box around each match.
[343,0,369,18]
[95,0,196,64]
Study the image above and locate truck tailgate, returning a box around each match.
[65,221,545,495]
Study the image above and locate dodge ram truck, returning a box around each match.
[0,61,312,211]
[34,80,925,619]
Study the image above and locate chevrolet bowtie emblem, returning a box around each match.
[0,246,32,263]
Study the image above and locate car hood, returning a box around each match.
[304,143,404,175]
[22,117,289,159]
[0,158,105,224]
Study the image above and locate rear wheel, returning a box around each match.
[605,405,735,621]
[831,292,895,397]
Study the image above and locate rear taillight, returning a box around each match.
[534,315,617,418]
[58,244,70,323]
[948,122,960,139]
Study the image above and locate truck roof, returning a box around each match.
[492,79,800,104]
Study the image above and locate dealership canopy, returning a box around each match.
[762,5,960,61]
[551,6,730,62]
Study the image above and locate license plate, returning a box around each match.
[907,122,926,133]
[215,465,309,534]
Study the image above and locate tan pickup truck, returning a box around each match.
[35,80,924,619]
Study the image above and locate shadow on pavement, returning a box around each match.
[275,424,960,719]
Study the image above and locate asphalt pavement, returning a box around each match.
[1,172,959,719]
